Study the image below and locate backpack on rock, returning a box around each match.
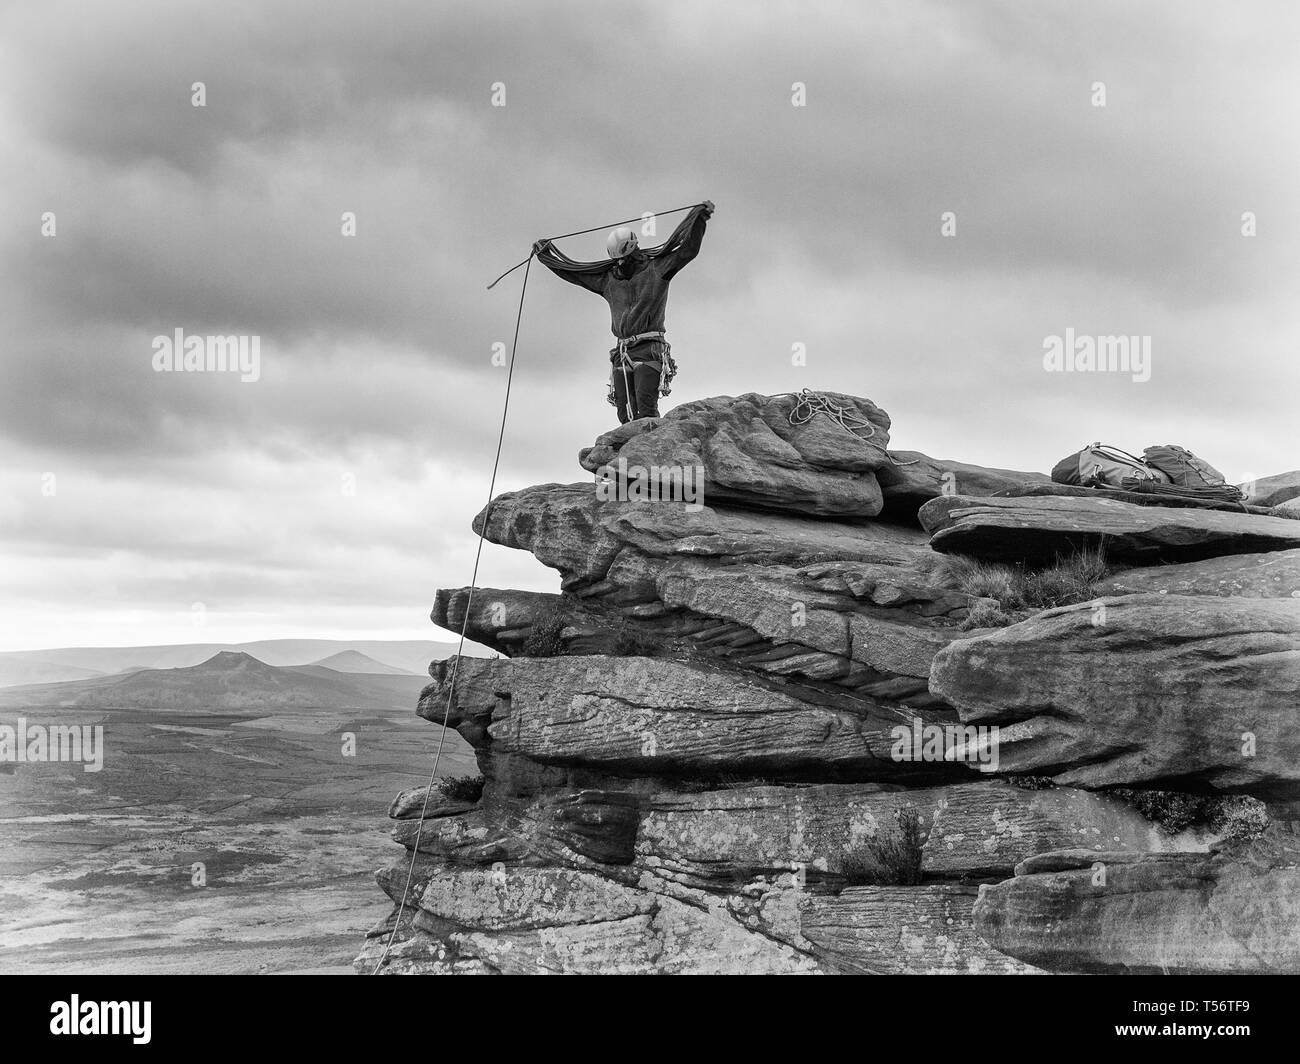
[1051,443,1170,489]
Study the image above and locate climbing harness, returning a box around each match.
[616,330,666,361]
[607,332,676,416]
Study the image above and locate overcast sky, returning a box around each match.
[3,0,1297,650]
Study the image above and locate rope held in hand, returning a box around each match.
[487,202,705,289]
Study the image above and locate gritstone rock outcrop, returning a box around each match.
[358,391,1300,975]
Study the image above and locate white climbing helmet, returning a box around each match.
[606,226,639,259]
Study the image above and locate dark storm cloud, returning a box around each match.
[7,2,1297,446]
[3,0,1297,646]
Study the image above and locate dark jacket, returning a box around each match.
[535,205,709,342]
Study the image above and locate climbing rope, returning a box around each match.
[371,254,534,974]
[378,205,698,969]
[785,388,920,465]
[787,388,881,439]
[487,202,704,289]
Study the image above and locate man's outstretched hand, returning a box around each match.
[532,238,551,256]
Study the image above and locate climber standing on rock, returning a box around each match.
[533,201,714,424]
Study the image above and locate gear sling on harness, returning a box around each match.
[607,331,678,414]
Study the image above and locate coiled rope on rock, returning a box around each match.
[785,388,919,465]
[787,388,881,438]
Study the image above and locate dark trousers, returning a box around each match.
[613,362,661,423]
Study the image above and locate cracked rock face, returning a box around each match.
[421,654,966,783]
[363,781,1154,974]
[920,493,1300,564]
[476,481,929,590]
[930,594,1300,800]
[1093,548,1300,598]
[359,391,1300,974]
[973,828,1300,973]
[458,486,974,699]
[388,780,1166,887]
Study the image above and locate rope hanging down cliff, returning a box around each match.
[371,255,534,973]
[375,203,708,971]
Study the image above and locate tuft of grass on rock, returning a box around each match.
[610,620,661,657]
[936,555,1025,610]
[840,805,925,886]
[1019,543,1110,609]
[939,544,1113,629]
[520,606,566,657]
[436,775,485,803]
[959,600,1020,631]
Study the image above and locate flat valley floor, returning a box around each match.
[0,706,476,974]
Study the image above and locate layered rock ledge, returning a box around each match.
[974,828,1300,973]
[359,392,1299,975]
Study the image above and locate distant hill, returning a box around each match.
[0,638,490,688]
[310,650,418,675]
[0,658,105,688]
[0,651,431,711]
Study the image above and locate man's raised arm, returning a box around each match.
[655,201,714,280]
[533,239,609,294]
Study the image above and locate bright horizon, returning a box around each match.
[0,635,469,656]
